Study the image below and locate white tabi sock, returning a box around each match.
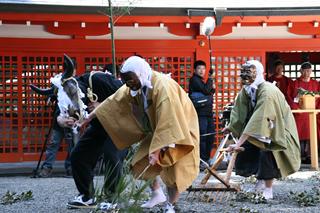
[262,187,273,200]
[164,202,175,213]
[254,180,265,192]
[141,187,166,208]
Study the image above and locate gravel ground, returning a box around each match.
[0,169,320,213]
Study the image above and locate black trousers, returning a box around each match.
[70,122,127,199]
[235,141,281,180]
[198,116,214,162]
[256,151,281,180]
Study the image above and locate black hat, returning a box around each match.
[301,62,312,69]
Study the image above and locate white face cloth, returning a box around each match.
[120,56,153,97]
[243,60,265,107]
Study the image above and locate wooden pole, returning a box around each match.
[108,0,117,77]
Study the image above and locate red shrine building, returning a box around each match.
[1,0,320,162]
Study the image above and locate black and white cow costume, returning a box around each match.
[31,54,127,209]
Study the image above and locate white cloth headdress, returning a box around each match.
[243,60,265,107]
[121,56,153,97]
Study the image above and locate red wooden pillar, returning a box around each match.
[75,55,85,75]
[195,35,211,80]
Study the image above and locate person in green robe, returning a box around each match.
[225,60,301,199]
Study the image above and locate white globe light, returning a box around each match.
[202,17,216,36]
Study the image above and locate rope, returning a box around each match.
[87,71,105,103]
[61,76,75,86]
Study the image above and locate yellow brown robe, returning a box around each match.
[94,71,200,192]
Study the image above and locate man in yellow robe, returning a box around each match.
[226,60,300,200]
[79,56,200,212]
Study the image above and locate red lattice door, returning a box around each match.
[83,53,194,90]
[20,55,66,159]
[0,52,195,162]
[142,54,194,90]
[0,55,21,161]
[211,53,264,149]
[0,53,72,162]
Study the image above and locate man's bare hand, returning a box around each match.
[222,127,231,134]
[225,144,244,153]
[57,116,77,128]
[149,150,160,166]
[75,117,91,132]
[88,102,100,112]
[73,111,96,132]
[225,144,236,152]
[65,117,77,127]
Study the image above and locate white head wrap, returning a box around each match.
[121,56,153,97]
[246,60,265,89]
[243,60,265,107]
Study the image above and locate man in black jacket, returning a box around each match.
[51,63,127,209]
[65,71,128,209]
[189,60,215,170]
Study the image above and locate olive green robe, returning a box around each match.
[228,82,301,177]
[94,71,200,192]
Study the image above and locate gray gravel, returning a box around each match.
[0,170,320,213]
